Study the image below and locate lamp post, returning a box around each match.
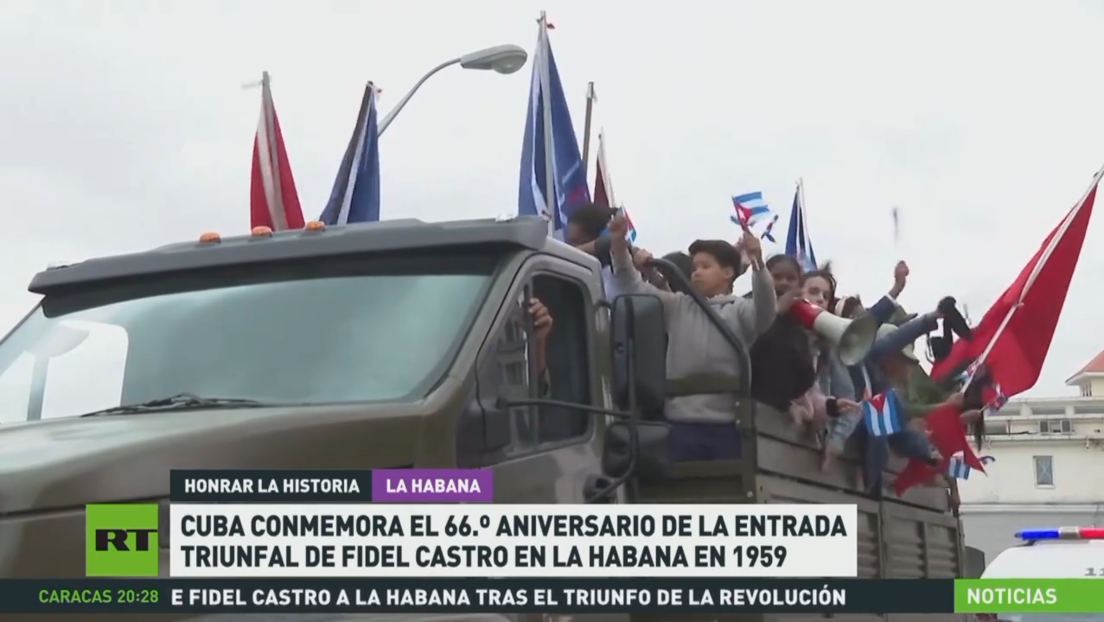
[376,44,528,136]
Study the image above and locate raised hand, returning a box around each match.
[777,288,802,315]
[529,298,553,341]
[890,260,909,298]
[607,211,629,240]
[741,228,764,269]
[895,261,909,286]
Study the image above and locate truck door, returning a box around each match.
[457,256,608,503]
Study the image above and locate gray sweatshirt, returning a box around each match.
[611,245,777,423]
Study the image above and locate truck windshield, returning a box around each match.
[0,254,493,422]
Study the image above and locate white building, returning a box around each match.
[959,350,1104,561]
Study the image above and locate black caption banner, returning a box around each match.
[13,578,954,614]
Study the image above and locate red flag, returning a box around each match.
[894,403,985,496]
[927,403,985,471]
[894,458,937,497]
[593,131,615,209]
[250,73,305,231]
[904,172,1101,497]
[931,174,1100,397]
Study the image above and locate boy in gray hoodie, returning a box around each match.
[607,213,777,461]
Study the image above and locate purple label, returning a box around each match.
[371,469,493,503]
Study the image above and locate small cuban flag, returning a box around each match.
[984,383,1008,415]
[599,206,637,243]
[731,191,773,229]
[760,213,780,242]
[862,390,903,437]
[620,206,638,243]
[948,454,995,480]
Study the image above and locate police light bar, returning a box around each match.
[1015,526,1104,540]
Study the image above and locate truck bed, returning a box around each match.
[638,402,963,578]
[633,402,965,621]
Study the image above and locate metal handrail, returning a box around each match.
[644,258,752,400]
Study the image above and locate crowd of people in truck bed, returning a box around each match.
[528,203,983,509]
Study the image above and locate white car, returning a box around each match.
[977,526,1104,622]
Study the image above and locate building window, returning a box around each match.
[1082,385,1093,397]
[1039,419,1073,434]
[1034,455,1054,487]
[983,421,1008,436]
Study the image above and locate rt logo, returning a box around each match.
[85,503,159,577]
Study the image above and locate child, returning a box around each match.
[607,213,776,461]
[798,266,856,419]
[872,326,943,468]
[749,255,817,418]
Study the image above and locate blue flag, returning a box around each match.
[320,84,381,225]
[518,20,590,235]
[786,181,817,271]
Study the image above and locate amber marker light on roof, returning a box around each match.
[304,221,325,231]
[198,232,221,243]
[251,226,273,237]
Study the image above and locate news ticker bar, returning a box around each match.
[12,578,1104,614]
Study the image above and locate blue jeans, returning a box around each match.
[669,422,742,462]
[853,425,933,495]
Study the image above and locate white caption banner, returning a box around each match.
[170,504,857,578]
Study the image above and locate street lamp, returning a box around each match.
[376,44,528,136]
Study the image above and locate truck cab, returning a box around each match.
[0,216,963,621]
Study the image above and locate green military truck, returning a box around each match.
[0,216,962,621]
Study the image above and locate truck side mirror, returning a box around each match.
[602,421,671,482]
[610,294,666,413]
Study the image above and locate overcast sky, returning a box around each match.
[2,0,1104,396]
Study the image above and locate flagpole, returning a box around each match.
[581,81,596,180]
[799,178,810,237]
[537,12,556,235]
[260,71,288,230]
[962,163,1104,391]
[1020,164,1104,295]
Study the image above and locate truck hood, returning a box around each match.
[0,403,423,515]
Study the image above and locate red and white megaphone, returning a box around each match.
[789,299,878,366]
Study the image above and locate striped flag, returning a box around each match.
[319,83,382,225]
[593,131,636,243]
[731,191,773,229]
[250,72,305,231]
[760,213,780,242]
[948,454,996,480]
[618,208,638,244]
[786,179,818,271]
[518,13,590,237]
[862,390,903,437]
